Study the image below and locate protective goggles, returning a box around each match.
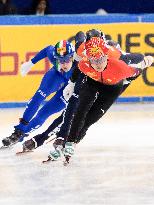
[55,54,73,64]
[89,55,107,64]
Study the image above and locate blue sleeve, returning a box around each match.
[38,68,67,95]
[31,45,54,64]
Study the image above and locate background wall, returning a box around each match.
[0,14,154,107]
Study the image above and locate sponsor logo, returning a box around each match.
[38,90,46,97]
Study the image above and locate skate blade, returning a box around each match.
[42,157,56,164]
[16,150,34,155]
[63,156,70,166]
[0,145,12,150]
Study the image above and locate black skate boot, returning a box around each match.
[2,129,24,147]
[63,142,75,166]
[22,138,36,152]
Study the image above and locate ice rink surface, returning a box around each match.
[0,103,154,205]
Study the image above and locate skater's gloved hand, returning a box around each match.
[63,81,75,101]
[20,60,34,76]
[143,56,154,68]
[129,56,154,70]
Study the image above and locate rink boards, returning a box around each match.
[0,15,154,105]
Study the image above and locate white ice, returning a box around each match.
[0,104,154,205]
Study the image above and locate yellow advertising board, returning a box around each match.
[0,23,154,102]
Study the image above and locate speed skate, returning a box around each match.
[16,150,34,155]
[42,155,71,166]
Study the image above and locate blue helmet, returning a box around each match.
[54,40,75,63]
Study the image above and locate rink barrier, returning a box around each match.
[0,14,153,25]
[1,97,154,108]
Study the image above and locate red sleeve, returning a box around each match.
[118,60,141,79]
[76,42,86,59]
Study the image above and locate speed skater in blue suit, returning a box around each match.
[2,40,75,147]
